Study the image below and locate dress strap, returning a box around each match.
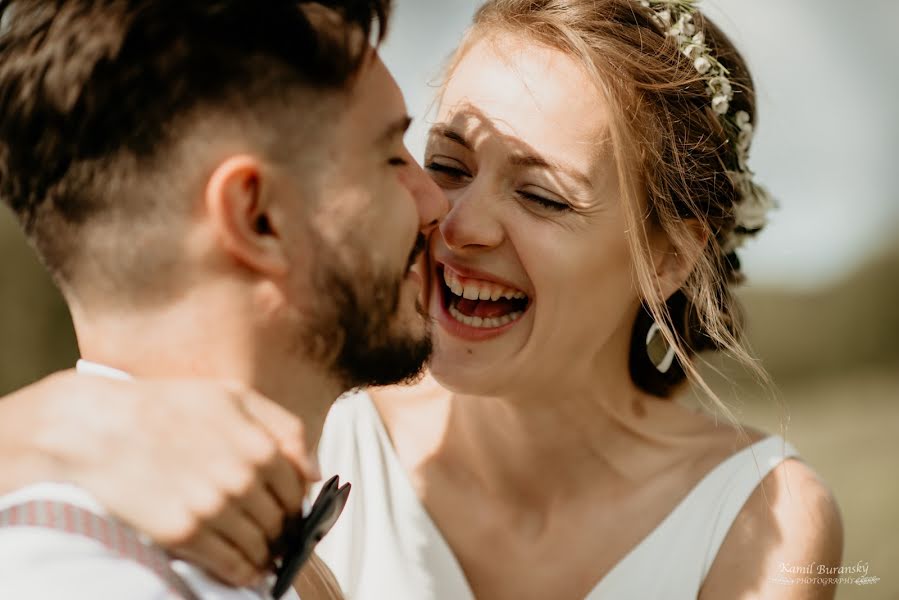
[700,435,800,580]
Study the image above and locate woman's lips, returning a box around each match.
[432,264,531,341]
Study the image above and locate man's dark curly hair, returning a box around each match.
[0,0,392,286]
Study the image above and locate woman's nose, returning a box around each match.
[438,181,504,252]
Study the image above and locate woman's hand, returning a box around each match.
[0,370,321,587]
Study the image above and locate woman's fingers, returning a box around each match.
[237,388,322,483]
[222,409,305,523]
[237,480,287,542]
[235,388,318,517]
[172,529,263,588]
[259,453,308,518]
[208,503,272,570]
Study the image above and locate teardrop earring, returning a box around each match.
[646,322,677,374]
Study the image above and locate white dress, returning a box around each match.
[315,391,799,600]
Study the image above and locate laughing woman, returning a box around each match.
[0,1,841,599]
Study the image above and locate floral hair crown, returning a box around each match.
[638,0,775,255]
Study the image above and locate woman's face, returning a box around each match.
[424,32,650,397]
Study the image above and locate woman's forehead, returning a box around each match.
[436,33,611,158]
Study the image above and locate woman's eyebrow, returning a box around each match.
[427,125,473,151]
[428,124,595,194]
[510,154,593,191]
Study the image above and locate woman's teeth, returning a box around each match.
[443,268,527,301]
[449,303,524,329]
[442,267,529,329]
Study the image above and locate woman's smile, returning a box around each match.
[430,259,533,341]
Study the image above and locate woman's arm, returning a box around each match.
[0,370,321,587]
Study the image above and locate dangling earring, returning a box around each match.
[645,322,676,374]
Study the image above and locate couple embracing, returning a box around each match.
[0,1,841,599]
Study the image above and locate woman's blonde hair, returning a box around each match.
[446,0,767,414]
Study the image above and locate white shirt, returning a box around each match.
[314,391,800,600]
[0,360,301,600]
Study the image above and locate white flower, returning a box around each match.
[712,94,730,114]
[678,14,696,36]
[722,231,748,254]
[733,110,754,163]
[638,0,775,255]
[736,186,774,230]
[737,124,753,153]
[682,32,706,59]
[707,75,732,98]
[722,176,776,253]
[694,56,712,74]
[667,12,695,41]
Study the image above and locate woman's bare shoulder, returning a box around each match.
[700,457,843,599]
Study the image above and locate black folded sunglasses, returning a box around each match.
[270,474,351,599]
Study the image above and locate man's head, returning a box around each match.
[0,0,444,389]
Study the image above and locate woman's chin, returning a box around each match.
[427,349,510,397]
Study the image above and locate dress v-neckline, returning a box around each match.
[360,391,781,599]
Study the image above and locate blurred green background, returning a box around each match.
[703,242,899,599]
[2,0,897,598]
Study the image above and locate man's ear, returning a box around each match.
[205,155,289,278]
[651,220,709,302]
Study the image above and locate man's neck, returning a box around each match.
[70,290,344,449]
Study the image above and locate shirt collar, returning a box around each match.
[75,359,132,381]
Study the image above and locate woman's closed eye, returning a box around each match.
[517,189,570,212]
[425,157,471,185]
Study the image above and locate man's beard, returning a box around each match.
[303,236,432,390]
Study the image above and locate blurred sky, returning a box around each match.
[378,0,899,290]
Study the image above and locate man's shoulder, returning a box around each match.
[0,482,174,599]
[0,482,285,600]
